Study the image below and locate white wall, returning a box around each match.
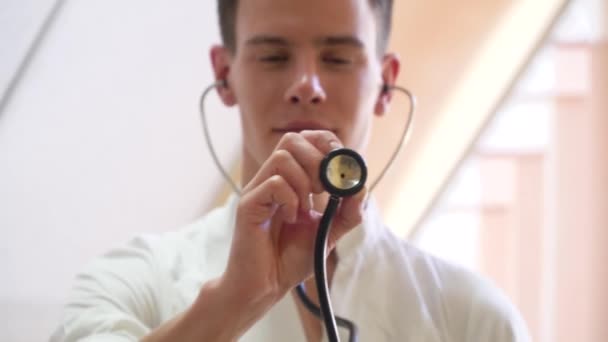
[0,0,56,94]
[0,1,241,340]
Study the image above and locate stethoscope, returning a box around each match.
[200,81,416,342]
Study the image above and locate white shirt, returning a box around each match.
[52,196,530,341]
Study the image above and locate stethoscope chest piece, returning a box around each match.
[320,148,367,197]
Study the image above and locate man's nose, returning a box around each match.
[284,68,327,105]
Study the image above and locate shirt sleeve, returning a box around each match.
[438,261,532,342]
[465,281,531,342]
[51,236,167,342]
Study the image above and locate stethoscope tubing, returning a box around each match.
[199,81,416,342]
[198,82,416,199]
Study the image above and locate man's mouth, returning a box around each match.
[272,121,335,133]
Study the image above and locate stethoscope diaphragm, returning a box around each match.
[319,148,367,197]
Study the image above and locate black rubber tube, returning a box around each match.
[314,195,340,342]
[295,283,358,342]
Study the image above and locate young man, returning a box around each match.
[53,0,530,341]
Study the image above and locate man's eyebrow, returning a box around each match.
[317,35,364,48]
[245,35,289,46]
[244,35,364,48]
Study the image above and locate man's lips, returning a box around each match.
[272,121,335,133]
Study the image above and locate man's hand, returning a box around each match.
[224,130,367,304]
[144,130,367,342]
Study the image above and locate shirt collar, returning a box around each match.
[335,196,383,262]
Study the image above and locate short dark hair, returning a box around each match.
[217,0,394,55]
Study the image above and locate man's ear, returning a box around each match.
[210,45,237,106]
[374,53,400,116]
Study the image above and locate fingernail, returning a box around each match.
[308,193,314,211]
[329,140,342,150]
[300,194,310,212]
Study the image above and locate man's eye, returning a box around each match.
[259,55,288,63]
[324,57,352,65]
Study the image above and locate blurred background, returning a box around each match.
[0,0,605,340]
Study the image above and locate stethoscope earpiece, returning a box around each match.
[382,83,390,94]
[217,79,228,89]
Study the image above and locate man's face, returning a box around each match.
[217,0,393,169]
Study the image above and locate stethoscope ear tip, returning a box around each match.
[217,79,228,88]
